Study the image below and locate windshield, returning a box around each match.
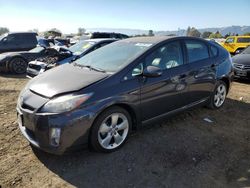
[242,46,250,54]
[74,41,152,73]
[69,40,96,55]
[29,46,44,53]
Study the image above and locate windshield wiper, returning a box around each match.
[73,63,106,73]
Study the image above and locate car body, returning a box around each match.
[0,46,63,74]
[232,46,250,79]
[221,36,250,54]
[17,36,233,155]
[0,32,38,53]
[26,38,117,78]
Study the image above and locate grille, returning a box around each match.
[234,63,250,70]
[28,64,41,71]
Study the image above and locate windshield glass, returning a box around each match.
[69,40,96,55]
[29,46,44,53]
[242,46,250,54]
[74,41,152,73]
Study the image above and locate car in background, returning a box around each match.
[54,38,70,47]
[232,46,250,79]
[0,46,68,74]
[17,36,233,154]
[221,36,250,55]
[37,38,55,48]
[26,38,117,78]
[80,32,129,40]
[0,32,38,53]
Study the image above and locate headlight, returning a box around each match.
[40,93,93,113]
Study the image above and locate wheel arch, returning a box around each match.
[219,76,230,94]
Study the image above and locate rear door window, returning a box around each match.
[185,40,209,63]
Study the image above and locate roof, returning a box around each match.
[122,36,176,44]
[8,32,38,35]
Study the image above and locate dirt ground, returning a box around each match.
[0,74,249,188]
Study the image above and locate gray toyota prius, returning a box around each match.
[17,36,233,154]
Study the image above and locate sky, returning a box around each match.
[0,0,249,33]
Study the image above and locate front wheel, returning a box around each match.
[90,106,132,152]
[207,81,227,109]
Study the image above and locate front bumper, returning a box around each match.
[17,106,95,155]
[233,68,250,78]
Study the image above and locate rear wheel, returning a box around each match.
[9,57,27,74]
[207,80,227,109]
[90,106,132,152]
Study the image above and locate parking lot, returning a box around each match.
[0,74,249,188]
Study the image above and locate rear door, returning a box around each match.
[139,40,191,121]
[184,39,216,103]
[22,34,37,50]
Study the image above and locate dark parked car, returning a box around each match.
[232,46,250,79]
[90,32,129,39]
[0,46,66,74]
[17,36,233,155]
[0,32,38,53]
[26,38,117,78]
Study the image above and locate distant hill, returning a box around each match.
[86,26,250,36]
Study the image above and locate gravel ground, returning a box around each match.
[0,74,249,188]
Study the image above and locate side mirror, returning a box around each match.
[143,66,162,77]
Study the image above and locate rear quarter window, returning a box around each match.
[237,37,250,43]
[210,45,219,57]
[185,40,209,63]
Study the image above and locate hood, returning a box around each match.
[232,54,250,65]
[29,63,108,98]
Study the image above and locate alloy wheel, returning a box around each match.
[98,113,129,150]
[214,84,226,107]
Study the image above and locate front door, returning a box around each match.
[139,40,190,122]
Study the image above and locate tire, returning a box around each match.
[9,57,28,74]
[90,106,132,152]
[207,80,227,109]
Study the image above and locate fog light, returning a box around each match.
[50,128,61,147]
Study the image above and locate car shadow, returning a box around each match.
[33,98,250,188]
[0,73,27,79]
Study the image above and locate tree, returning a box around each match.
[148,30,154,36]
[209,31,223,39]
[78,28,86,36]
[186,26,191,36]
[43,28,62,38]
[224,32,231,38]
[243,32,250,36]
[28,28,39,33]
[0,27,9,35]
[202,31,212,38]
[187,27,201,37]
